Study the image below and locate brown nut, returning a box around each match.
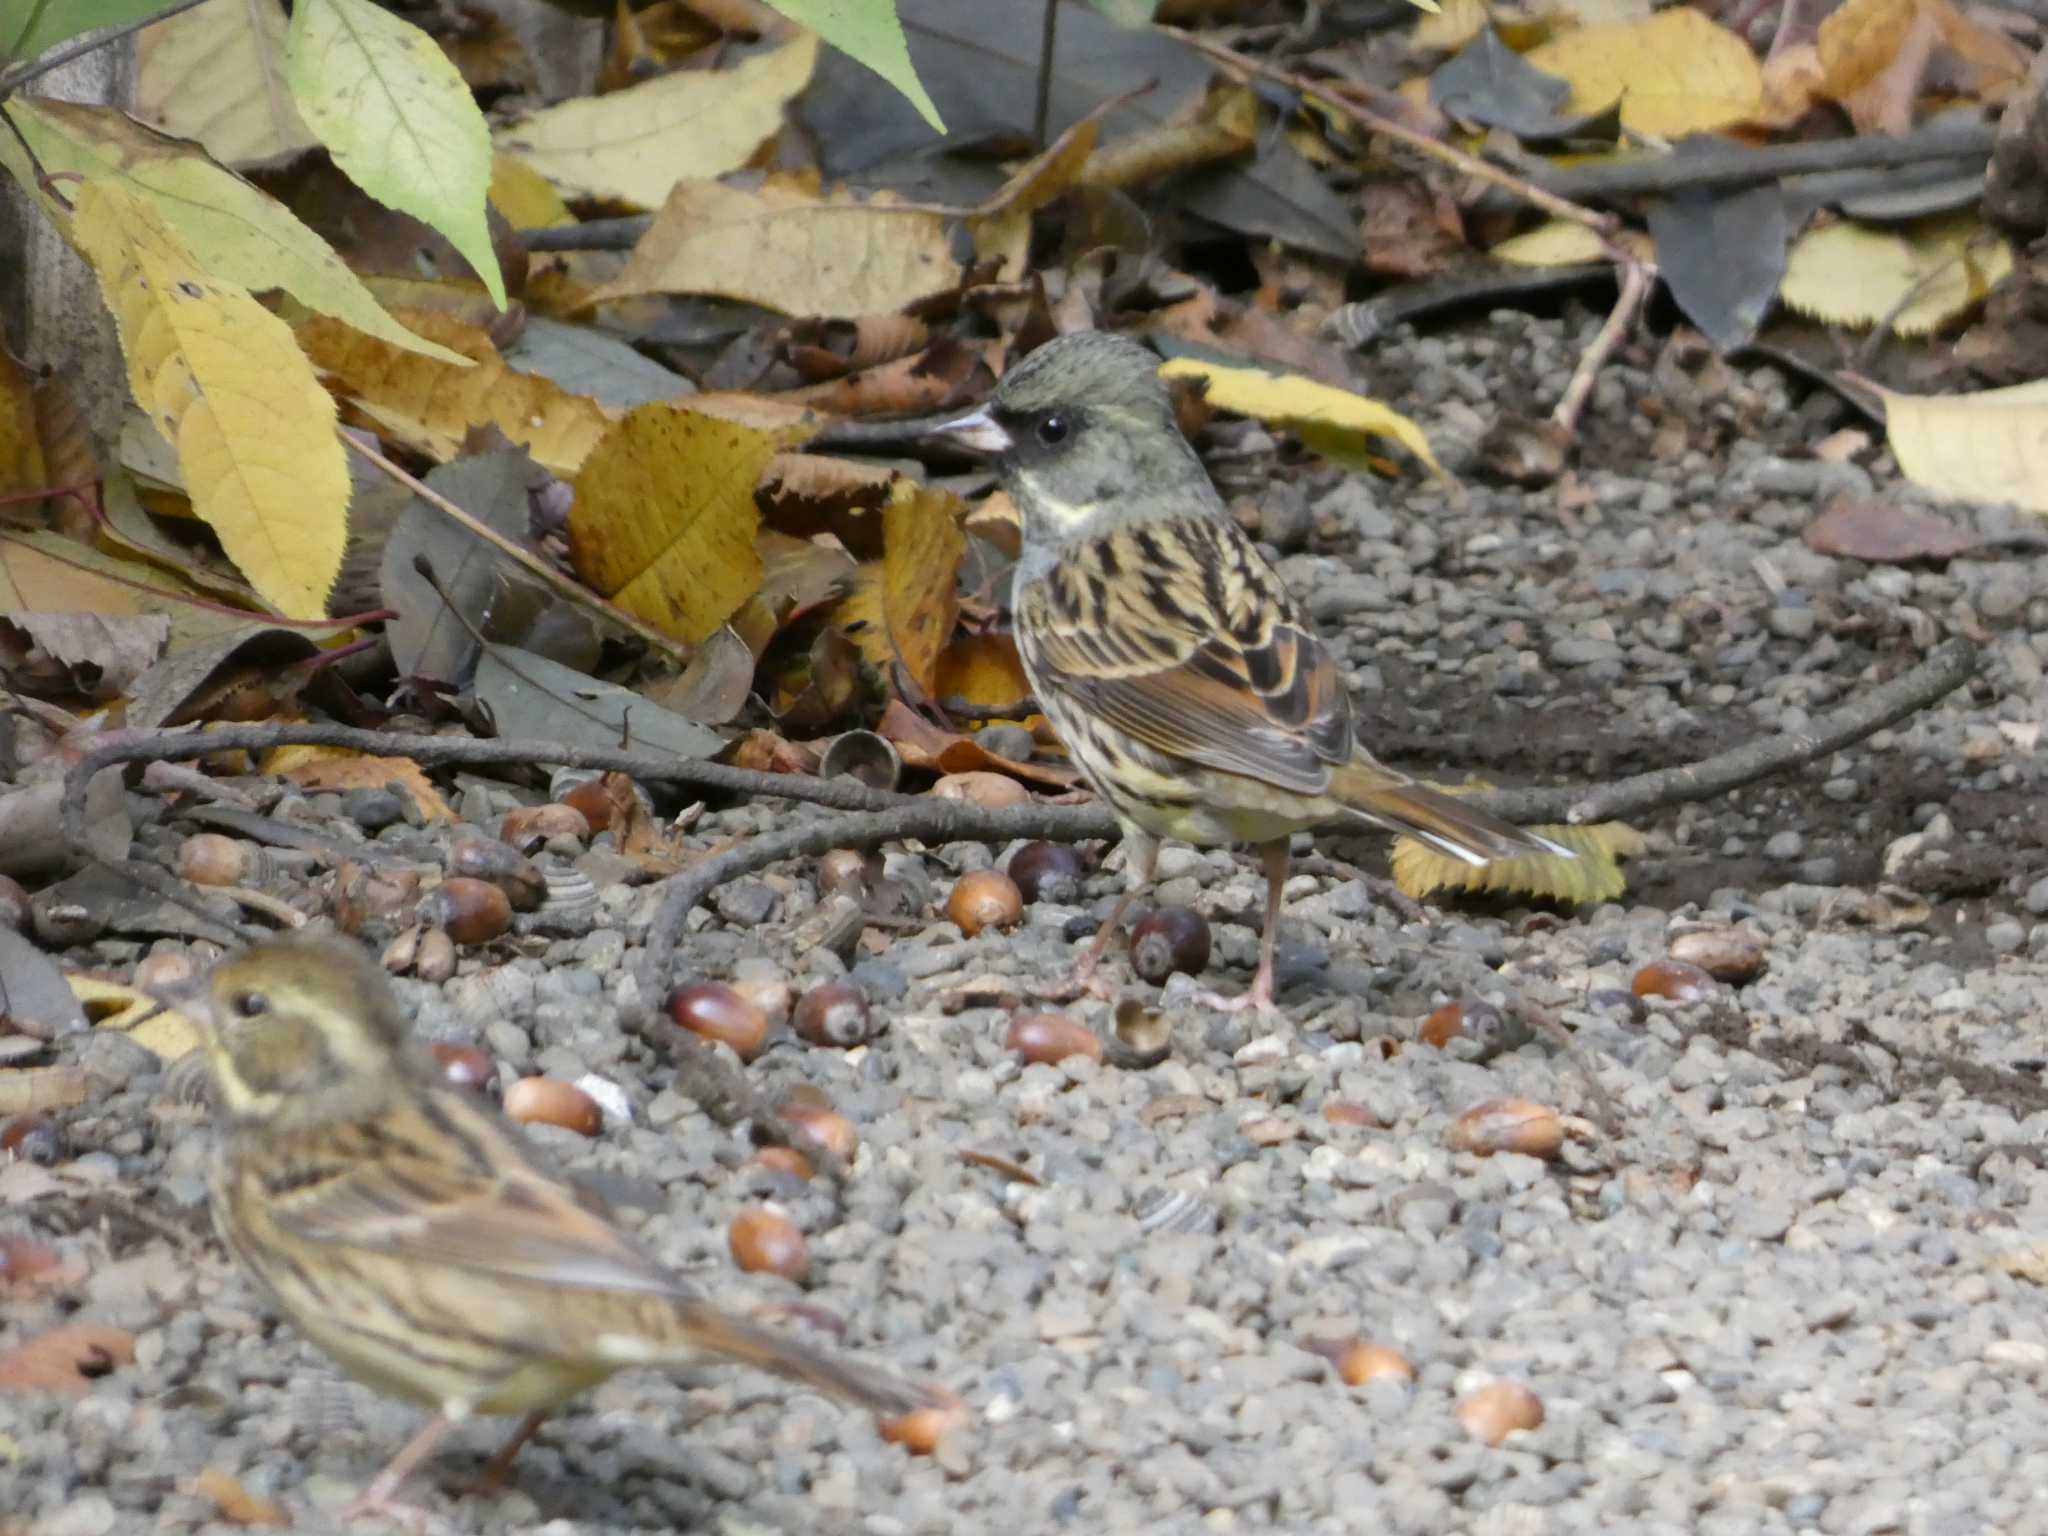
[816,848,881,897]
[1667,927,1765,984]
[879,1387,970,1456]
[1449,1098,1563,1160]
[557,777,615,834]
[1456,1381,1545,1446]
[729,1207,808,1280]
[778,1100,858,1164]
[1418,1000,1507,1050]
[1632,957,1716,1003]
[503,1077,601,1135]
[416,878,513,946]
[499,803,590,853]
[1105,998,1171,1070]
[0,1113,62,1165]
[929,771,1029,809]
[331,860,421,934]
[429,1041,494,1092]
[176,832,256,888]
[133,950,197,995]
[1129,906,1211,985]
[1008,842,1085,904]
[446,838,547,912]
[730,975,793,1031]
[947,870,1024,937]
[1006,1011,1103,1066]
[667,982,769,1062]
[414,925,458,983]
[794,982,874,1048]
[1323,1100,1380,1130]
[1311,1338,1414,1387]
[751,1146,814,1181]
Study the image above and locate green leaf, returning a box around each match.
[761,0,943,132]
[282,0,504,308]
[1,0,165,66]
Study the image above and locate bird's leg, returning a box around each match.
[342,1415,456,1527]
[469,1412,547,1494]
[1049,831,1158,1001]
[1188,840,1289,1016]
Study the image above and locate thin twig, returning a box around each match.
[0,0,213,95]
[1034,0,1061,148]
[1550,255,1654,436]
[340,435,696,671]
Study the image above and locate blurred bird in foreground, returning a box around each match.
[936,332,1567,1013]
[178,939,944,1524]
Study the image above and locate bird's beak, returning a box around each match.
[930,405,1012,455]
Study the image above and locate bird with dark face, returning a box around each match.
[180,938,945,1523]
[936,332,1566,1013]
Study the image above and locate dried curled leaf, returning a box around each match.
[1391,821,1645,904]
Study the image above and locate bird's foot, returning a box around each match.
[1182,969,1281,1018]
[1037,964,1120,1005]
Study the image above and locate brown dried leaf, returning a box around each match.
[1804,495,1974,563]
[0,1324,135,1393]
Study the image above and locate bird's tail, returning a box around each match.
[1328,759,1570,867]
[669,1299,950,1420]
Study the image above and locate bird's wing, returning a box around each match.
[261,1089,685,1297]
[1021,516,1354,795]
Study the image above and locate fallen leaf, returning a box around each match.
[473,644,725,759]
[0,612,169,699]
[881,479,964,696]
[262,745,456,820]
[934,632,1037,723]
[0,331,48,517]
[876,699,1077,788]
[1158,356,1443,476]
[1877,377,2048,513]
[1523,7,1763,136]
[1804,495,1974,562]
[71,180,348,620]
[569,404,807,644]
[133,0,315,166]
[498,36,818,206]
[595,176,965,317]
[1780,213,2013,336]
[0,1325,135,1394]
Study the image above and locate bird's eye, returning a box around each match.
[1035,413,1071,447]
[231,991,269,1019]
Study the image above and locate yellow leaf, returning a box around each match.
[133,0,316,167]
[1524,7,1763,136]
[831,560,891,671]
[934,632,1042,728]
[296,311,610,475]
[594,177,964,318]
[0,99,469,368]
[0,349,47,510]
[497,35,817,207]
[882,480,964,696]
[261,744,454,819]
[1392,821,1645,904]
[1158,356,1443,476]
[0,529,249,652]
[970,110,1104,277]
[71,180,346,621]
[488,152,574,231]
[1414,0,1490,51]
[569,404,806,644]
[1880,377,2048,515]
[1780,214,2011,337]
[70,975,201,1061]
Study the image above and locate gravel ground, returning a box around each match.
[10,308,2048,1536]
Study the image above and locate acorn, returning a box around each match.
[793,983,873,1048]
[1667,928,1765,984]
[414,925,458,983]
[778,1099,858,1163]
[556,776,615,834]
[428,1041,494,1092]
[1008,842,1085,904]
[133,950,197,995]
[416,878,512,945]
[729,1207,808,1280]
[1129,906,1211,985]
[1105,998,1171,1070]
[1006,1011,1102,1066]
[929,771,1029,808]
[816,848,881,897]
[1449,1098,1563,1160]
[446,838,547,911]
[879,1387,970,1456]
[503,1077,602,1136]
[176,832,269,888]
[1631,958,1716,1003]
[330,860,422,934]
[1323,1100,1379,1130]
[667,982,769,1062]
[499,803,590,853]
[1456,1381,1544,1446]
[751,1146,814,1181]
[947,870,1024,937]
[1311,1338,1414,1387]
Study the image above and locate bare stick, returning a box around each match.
[1550,255,1654,435]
